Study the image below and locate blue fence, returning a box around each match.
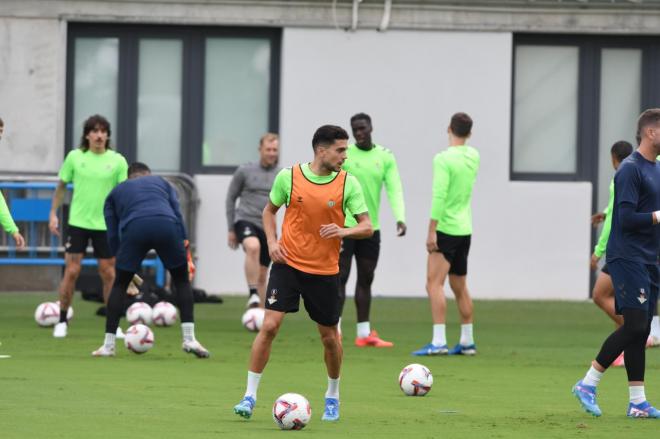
[0,181,165,287]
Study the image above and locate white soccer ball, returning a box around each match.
[55,301,74,321]
[124,324,155,354]
[34,302,60,327]
[398,363,433,396]
[126,302,153,326]
[272,393,311,430]
[241,308,265,332]
[152,301,178,326]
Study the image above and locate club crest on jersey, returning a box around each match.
[327,200,335,208]
[638,289,647,304]
[268,289,278,305]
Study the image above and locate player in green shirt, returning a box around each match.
[413,112,480,357]
[49,115,128,338]
[339,113,406,347]
[0,117,26,249]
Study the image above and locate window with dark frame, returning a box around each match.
[66,23,281,175]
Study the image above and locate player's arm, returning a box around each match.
[262,169,290,264]
[0,191,25,248]
[48,180,67,237]
[615,166,658,230]
[225,167,245,249]
[592,181,614,269]
[428,156,449,252]
[103,193,120,256]
[320,174,373,240]
[383,152,406,236]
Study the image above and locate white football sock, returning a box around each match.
[432,324,446,347]
[629,385,646,405]
[181,322,195,342]
[325,377,340,399]
[245,370,262,400]
[357,321,371,338]
[104,333,116,349]
[583,366,604,387]
[460,324,474,346]
[650,316,660,338]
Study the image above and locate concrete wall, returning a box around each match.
[194,28,592,299]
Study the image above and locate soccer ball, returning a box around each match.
[34,302,60,327]
[241,307,265,332]
[272,393,311,430]
[152,301,178,326]
[398,363,433,396]
[126,302,153,326]
[55,301,74,321]
[124,324,155,354]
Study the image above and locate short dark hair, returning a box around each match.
[636,108,660,143]
[610,140,633,162]
[350,113,371,126]
[312,125,349,150]
[0,117,4,127]
[128,162,151,178]
[450,112,473,138]
[80,114,112,152]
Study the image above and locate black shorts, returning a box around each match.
[234,220,270,267]
[65,225,112,259]
[601,264,610,275]
[435,231,471,276]
[609,259,658,318]
[115,217,186,273]
[339,230,380,277]
[265,263,341,327]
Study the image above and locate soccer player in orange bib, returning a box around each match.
[233,125,372,423]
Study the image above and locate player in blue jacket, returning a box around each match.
[92,162,209,358]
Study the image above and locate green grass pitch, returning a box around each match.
[1,293,659,438]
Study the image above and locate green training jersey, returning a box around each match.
[594,179,614,258]
[342,143,405,230]
[431,145,480,236]
[0,191,18,234]
[270,163,368,218]
[59,149,128,231]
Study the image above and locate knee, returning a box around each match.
[64,262,82,279]
[260,320,281,339]
[99,265,115,281]
[243,242,260,258]
[624,319,649,339]
[320,330,340,350]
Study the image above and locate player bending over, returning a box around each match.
[92,162,209,358]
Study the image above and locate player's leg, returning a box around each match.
[151,218,210,358]
[592,266,623,327]
[318,323,342,421]
[256,226,271,306]
[337,238,355,336]
[242,236,262,308]
[257,266,268,306]
[235,263,298,419]
[412,249,450,355]
[53,226,87,338]
[92,268,134,356]
[447,274,476,355]
[648,300,659,347]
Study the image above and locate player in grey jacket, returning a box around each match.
[226,133,281,308]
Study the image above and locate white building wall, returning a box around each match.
[194,28,592,299]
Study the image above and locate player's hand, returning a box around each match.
[590,253,601,271]
[12,232,25,249]
[426,232,438,253]
[319,224,345,239]
[591,212,605,227]
[227,231,238,250]
[268,240,287,264]
[126,281,139,296]
[184,240,195,281]
[48,212,60,236]
[396,221,407,237]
